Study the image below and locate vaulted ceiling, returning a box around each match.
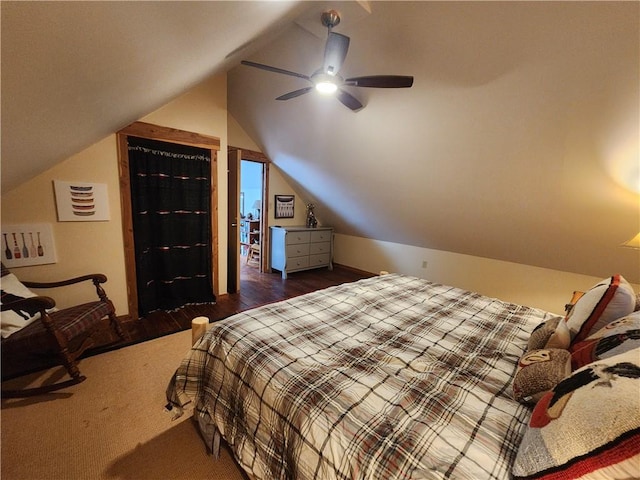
[2,1,639,283]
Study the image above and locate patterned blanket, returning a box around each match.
[167,274,555,479]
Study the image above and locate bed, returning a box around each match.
[165,273,640,479]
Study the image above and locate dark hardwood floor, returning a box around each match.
[122,262,373,344]
[3,262,373,379]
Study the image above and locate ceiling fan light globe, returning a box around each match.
[316,81,338,94]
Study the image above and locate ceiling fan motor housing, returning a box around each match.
[321,10,341,30]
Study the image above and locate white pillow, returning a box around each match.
[1,273,41,338]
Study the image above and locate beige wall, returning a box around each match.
[4,74,636,319]
[228,114,261,152]
[334,233,640,315]
[2,134,128,312]
[265,170,310,228]
[228,113,312,229]
[1,74,228,315]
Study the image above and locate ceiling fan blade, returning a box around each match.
[241,60,310,81]
[344,75,414,88]
[336,89,363,111]
[323,32,350,76]
[276,87,314,101]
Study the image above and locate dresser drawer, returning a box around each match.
[310,230,331,243]
[309,242,330,255]
[309,253,331,267]
[287,256,310,270]
[286,243,310,258]
[286,231,311,245]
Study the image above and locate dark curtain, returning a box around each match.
[127,136,215,316]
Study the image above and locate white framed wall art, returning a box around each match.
[1,223,57,268]
[53,180,110,222]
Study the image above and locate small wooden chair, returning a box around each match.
[246,243,260,264]
[1,264,128,397]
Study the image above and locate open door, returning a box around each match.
[227,148,241,293]
[227,147,270,293]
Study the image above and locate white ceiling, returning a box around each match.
[2,1,639,283]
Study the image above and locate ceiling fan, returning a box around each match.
[241,10,414,111]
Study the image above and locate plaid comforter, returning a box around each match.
[167,274,556,479]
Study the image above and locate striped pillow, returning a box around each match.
[570,311,640,370]
[563,275,635,345]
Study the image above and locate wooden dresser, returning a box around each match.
[270,226,333,279]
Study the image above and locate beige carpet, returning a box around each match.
[1,330,249,480]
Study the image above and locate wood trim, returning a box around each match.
[210,150,219,296]
[261,161,270,272]
[119,121,220,150]
[117,122,220,319]
[230,147,271,272]
[117,133,138,318]
[235,149,268,162]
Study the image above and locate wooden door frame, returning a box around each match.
[229,147,270,278]
[117,121,220,319]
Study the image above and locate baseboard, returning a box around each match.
[333,263,376,277]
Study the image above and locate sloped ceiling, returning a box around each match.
[2,1,639,283]
[229,1,640,283]
[1,0,306,189]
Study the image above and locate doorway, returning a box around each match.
[227,148,269,293]
[240,159,263,257]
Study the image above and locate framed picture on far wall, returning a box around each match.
[274,195,295,219]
